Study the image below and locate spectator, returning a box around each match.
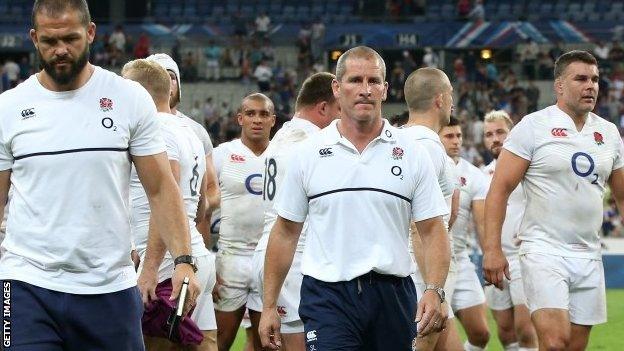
[468,0,485,22]
[422,47,439,68]
[457,0,471,18]
[204,40,222,81]
[108,25,126,66]
[203,97,216,130]
[3,58,20,88]
[190,100,202,122]
[454,55,467,82]
[389,61,406,102]
[133,33,150,59]
[311,18,326,63]
[519,38,539,80]
[260,38,275,62]
[181,51,198,82]
[255,12,271,38]
[401,50,417,74]
[253,59,273,92]
[594,41,610,64]
[537,52,554,79]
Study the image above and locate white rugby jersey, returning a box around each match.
[452,157,488,255]
[0,67,165,294]
[177,110,213,156]
[213,139,267,254]
[276,119,448,282]
[130,112,208,258]
[256,117,320,253]
[483,159,526,257]
[504,105,624,259]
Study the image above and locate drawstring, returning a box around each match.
[357,278,362,294]
[357,273,373,294]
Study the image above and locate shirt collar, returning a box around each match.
[324,119,396,145]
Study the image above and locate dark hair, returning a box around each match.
[553,50,597,80]
[448,116,460,126]
[32,0,91,29]
[295,72,336,111]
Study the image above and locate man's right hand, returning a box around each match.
[483,249,510,289]
[137,267,159,305]
[259,307,282,350]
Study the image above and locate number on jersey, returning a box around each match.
[263,158,277,201]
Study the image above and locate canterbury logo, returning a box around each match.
[230,154,246,162]
[551,128,568,137]
[21,108,35,119]
[318,148,333,157]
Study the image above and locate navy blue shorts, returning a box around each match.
[299,272,418,351]
[1,280,144,351]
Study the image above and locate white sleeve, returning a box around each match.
[0,121,13,171]
[612,127,624,171]
[159,125,180,162]
[410,144,450,222]
[274,144,308,223]
[473,169,489,201]
[128,84,166,156]
[212,145,225,179]
[503,117,535,161]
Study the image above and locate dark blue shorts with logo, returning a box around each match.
[1,280,144,351]
[299,272,418,351]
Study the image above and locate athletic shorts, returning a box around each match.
[520,253,607,325]
[1,280,144,351]
[451,253,486,312]
[485,255,526,310]
[299,272,417,351]
[139,253,217,330]
[214,251,260,312]
[411,265,456,319]
[248,249,303,331]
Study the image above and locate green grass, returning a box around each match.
[230,289,624,350]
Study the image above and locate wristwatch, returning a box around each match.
[424,284,445,303]
[173,255,198,273]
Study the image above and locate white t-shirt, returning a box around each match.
[0,66,165,294]
[254,65,273,83]
[256,15,270,32]
[504,105,624,259]
[452,157,488,255]
[177,110,213,156]
[276,119,448,282]
[130,113,208,258]
[213,139,267,254]
[256,117,320,253]
[483,159,526,257]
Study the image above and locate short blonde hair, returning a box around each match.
[121,59,171,106]
[484,110,513,129]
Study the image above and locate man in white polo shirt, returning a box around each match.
[402,67,462,351]
[482,110,537,351]
[259,46,451,351]
[484,51,624,350]
[0,1,198,350]
[439,116,491,351]
[146,53,220,237]
[247,72,340,351]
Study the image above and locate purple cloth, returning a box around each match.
[141,279,204,346]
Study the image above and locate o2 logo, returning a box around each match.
[571,152,598,185]
[245,173,263,195]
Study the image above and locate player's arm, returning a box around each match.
[472,199,486,249]
[483,149,529,288]
[448,188,460,230]
[0,170,10,219]
[195,173,212,248]
[132,153,198,314]
[261,216,303,349]
[204,153,220,210]
[608,167,624,216]
[414,215,450,336]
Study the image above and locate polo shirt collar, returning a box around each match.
[324,119,396,145]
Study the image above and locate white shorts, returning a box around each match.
[412,264,457,319]
[139,252,218,330]
[520,253,607,325]
[485,255,527,311]
[215,252,261,312]
[451,254,485,312]
[248,249,304,332]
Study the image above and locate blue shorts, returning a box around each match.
[299,272,418,351]
[2,280,144,351]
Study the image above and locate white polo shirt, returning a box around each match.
[0,67,165,294]
[130,113,208,258]
[213,139,267,254]
[452,157,488,255]
[276,119,448,282]
[483,159,526,257]
[504,105,624,259]
[256,117,320,253]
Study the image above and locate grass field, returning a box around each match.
[230,289,624,350]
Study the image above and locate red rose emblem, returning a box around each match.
[594,132,604,145]
[460,176,467,186]
[100,97,113,111]
[392,147,404,159]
